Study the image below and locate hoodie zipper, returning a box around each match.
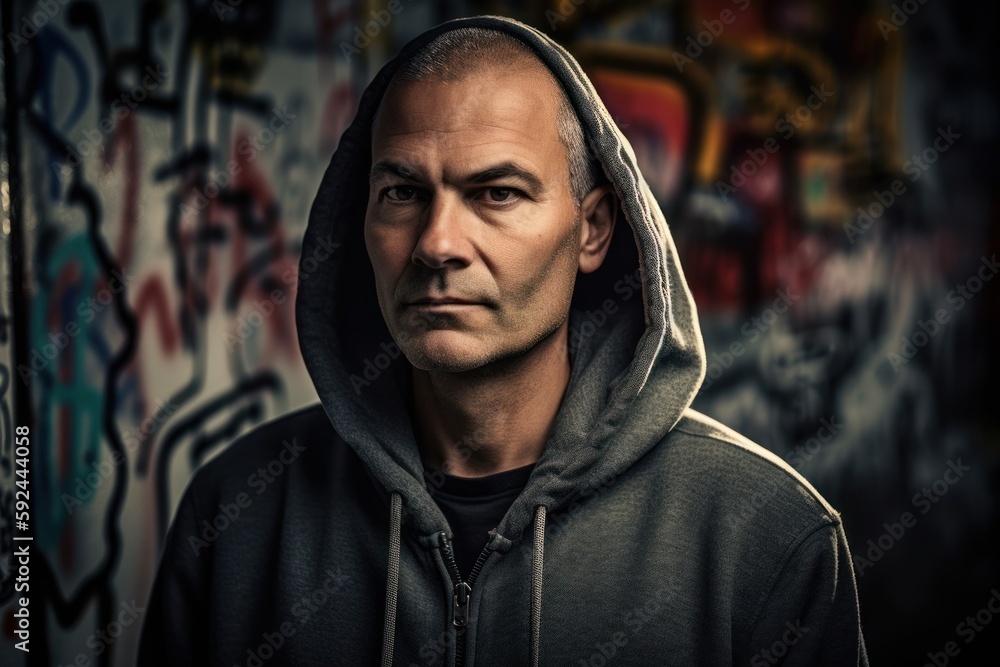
[437,531,493,667]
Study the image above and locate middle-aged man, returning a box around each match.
[139,15,869,667]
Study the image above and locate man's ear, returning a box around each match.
[578,183,618,274]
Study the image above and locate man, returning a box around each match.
[139,15,869,667]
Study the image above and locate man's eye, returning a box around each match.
[385,186,418,202]
[483,187,518,203]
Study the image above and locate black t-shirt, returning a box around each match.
[424,461,535,581]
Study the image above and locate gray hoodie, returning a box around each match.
[139,14,869,667]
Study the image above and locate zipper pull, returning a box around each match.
[438,530,453,555]
[453,582,471,627]
[438,531,472,628]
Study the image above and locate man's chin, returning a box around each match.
[398,330,498,373]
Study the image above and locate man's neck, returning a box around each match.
[412,323,571,478]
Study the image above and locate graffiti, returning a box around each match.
[0,0,333,663]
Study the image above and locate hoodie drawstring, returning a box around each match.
[530,504,547,667]
[382,491,403,667]
[380,494,548,667]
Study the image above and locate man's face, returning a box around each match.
[365,64,586,372]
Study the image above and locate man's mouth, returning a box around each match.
[405,292,486,306]
[406,298,483,308]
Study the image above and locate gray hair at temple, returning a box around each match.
[372,27,606,205]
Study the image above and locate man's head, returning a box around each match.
[364,27,618,373]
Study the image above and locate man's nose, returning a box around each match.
[411,192,475,269]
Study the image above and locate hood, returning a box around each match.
[295,10,704,616]
[296,13,705,543]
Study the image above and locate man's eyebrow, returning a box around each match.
[370,160,422,186]
[466,162,545,195]
[369,160,546,195]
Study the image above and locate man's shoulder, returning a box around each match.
[656,408,842,531]
[187,402,335,493]
[213,402,329,461]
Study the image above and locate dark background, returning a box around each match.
[0,0,997,664]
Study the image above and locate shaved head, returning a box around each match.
[373,27,604,204]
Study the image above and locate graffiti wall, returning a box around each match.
[1,0,996,665]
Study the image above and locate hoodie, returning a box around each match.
[138,15,869,667]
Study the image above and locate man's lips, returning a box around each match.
[405,297,483,306]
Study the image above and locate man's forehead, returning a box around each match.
[372,65,562,143]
